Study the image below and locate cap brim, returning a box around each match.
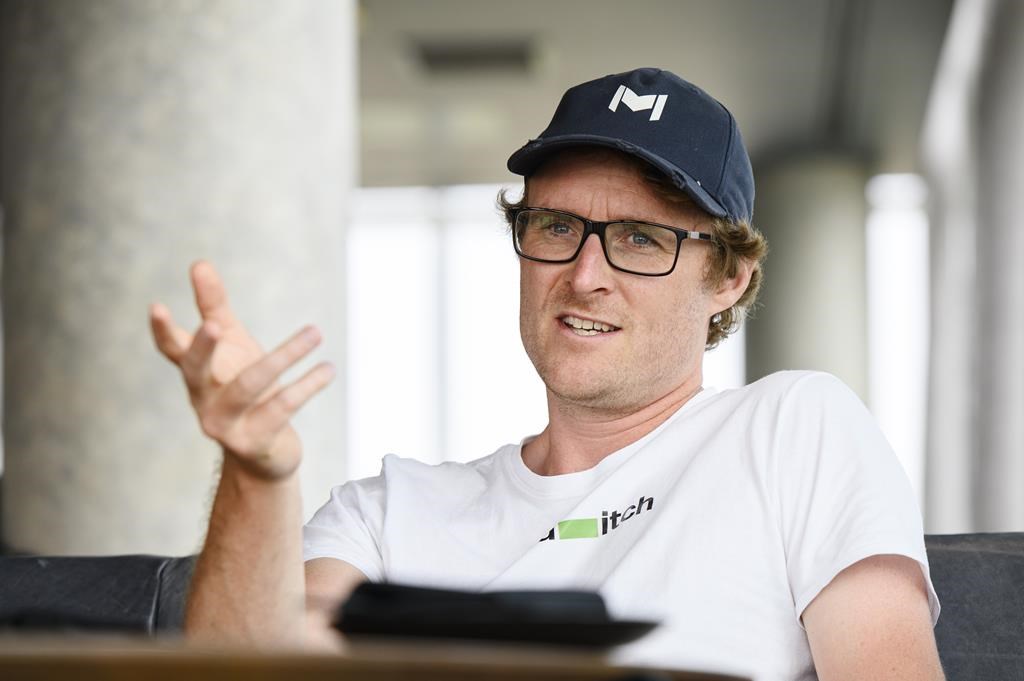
[507,134,728,219]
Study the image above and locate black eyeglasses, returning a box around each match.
[511,207,716,277]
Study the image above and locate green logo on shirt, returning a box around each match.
[539,495,654,541]
[557,518,599,539]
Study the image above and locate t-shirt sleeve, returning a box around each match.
[772,372,940,628]
[303,473,386,583]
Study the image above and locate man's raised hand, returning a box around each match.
[149,261,335,480]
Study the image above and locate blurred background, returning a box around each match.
[0,0,1021,556]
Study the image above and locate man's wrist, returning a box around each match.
[221,449,301,487]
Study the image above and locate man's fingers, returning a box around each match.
[190,260,237,325]
[181,321,221,387]
[149,303,192,363]
[246,362,336,435]
[220,326,323,413]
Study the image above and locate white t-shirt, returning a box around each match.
[304,371,940,681]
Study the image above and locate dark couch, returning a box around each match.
[925,533,1024,680]
[0,534,1021,679]
[0,553,195,633]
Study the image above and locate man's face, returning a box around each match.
[519,149,721,414]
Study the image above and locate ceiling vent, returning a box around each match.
[414,39,532,75]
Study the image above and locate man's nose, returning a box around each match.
[568,233,614,292]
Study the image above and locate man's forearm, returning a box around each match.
[184,454,305,645]
[150,264,333,645]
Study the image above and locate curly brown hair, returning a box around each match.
[498,157,767,349]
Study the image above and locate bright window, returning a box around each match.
[865,173,930,509]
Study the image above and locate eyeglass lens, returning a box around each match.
[514,210,678,275]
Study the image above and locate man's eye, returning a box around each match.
[535,220,576,238]
[622,229,658,249]
[616,225,673,252]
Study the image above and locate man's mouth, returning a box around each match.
[560,315,620,337]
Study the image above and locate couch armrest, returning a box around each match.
[155,555,196,631]
[0,554,194,634]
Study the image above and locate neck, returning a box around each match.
[522,376,704,476]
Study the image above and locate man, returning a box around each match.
[150,68,944,680]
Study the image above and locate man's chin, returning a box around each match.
[540,370,636,412]
[526,343,639,409]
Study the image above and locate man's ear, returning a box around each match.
[709,258,754,315]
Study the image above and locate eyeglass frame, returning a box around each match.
[510,206,718,277]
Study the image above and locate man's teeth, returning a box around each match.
[562,316,617,335]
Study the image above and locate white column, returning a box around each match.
[973,0,1024,531]
[921,0,994,534]
[1,0,356,554]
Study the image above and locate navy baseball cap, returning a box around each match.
[507,67,754,224]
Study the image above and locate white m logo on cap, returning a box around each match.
[608,85,668,121]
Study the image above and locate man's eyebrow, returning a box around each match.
[530,206,689,227]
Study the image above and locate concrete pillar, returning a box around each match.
[0,0,356,554]
[974,0,1024,531]
[921,0,993,534]
[746,154,870,400]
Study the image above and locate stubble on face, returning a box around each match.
[520,282,708,414]
[517,149,715,417]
